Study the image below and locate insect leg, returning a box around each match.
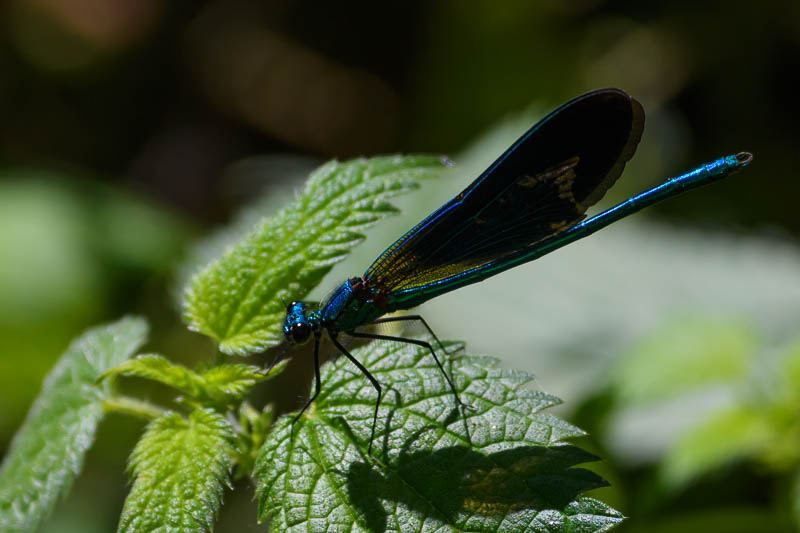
[292,335,322,426]
[330,336,382,456]
[368,314,450,358]
[348,331,467,409]
[263,349,285,376]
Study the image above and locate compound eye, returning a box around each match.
[287,301,300,313]
[290,322,311,344]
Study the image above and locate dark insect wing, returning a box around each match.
[363,89,645,299]
[284,87,750,456]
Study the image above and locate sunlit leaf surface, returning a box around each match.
[117,409,235,533]
[0,317,148,533]
[255,339,622,532]
[183,156,447,356]
[101,353,285,407]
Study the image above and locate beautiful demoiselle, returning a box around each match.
[282,88,752,452]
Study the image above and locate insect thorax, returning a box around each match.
[319,277,388,333]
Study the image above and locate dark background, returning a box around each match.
[2,1,797,227]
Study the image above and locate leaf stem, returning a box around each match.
[103,395,166,420]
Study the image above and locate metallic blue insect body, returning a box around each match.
[282,88,752,453]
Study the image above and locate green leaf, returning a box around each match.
[658,406,777,489]
[0,316,148,533]
[183,155,447,356]
[117,408,236,533]
[200,361,285,402]
[611,316,755,404]
[254,339,621,532]
[101,354,284,406]
[234,402,276,480]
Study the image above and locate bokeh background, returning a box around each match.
[2,1,800,531]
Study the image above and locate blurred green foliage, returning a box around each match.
[611,317,755,404]
[0,317,148,532]
[578,322,800,532]
[2,1,799,532]
[0,174,187,437]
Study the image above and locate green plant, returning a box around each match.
[585,316,800,532]
[0,156,622,532]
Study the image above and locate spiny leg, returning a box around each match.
[369,315,451,358]
[292,335,322,428]
[348,331,468,410]
[262,349,284,376]
[364,316,470,409]
[330,336,383,456]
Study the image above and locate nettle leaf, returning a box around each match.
[0,317,148,533]
[254,340,622,532]
[200,361,286,402]
[234,402,277,480]
[118,408,236,533]
[183,155,447,356]
[101,353,285,406]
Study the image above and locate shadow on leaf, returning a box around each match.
[346,444,607,532]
